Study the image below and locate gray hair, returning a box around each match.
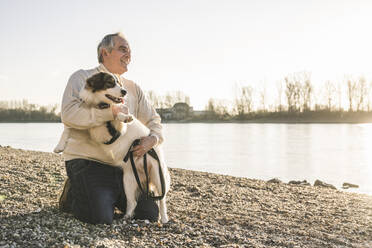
[97,32,127,63]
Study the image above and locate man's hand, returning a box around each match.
[132,136,157,158]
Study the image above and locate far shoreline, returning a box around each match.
[162,119,372,124]
[1,119,372,124]
[0,120,61,123]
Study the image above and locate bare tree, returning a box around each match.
[355,76,367,111]
[206,98,230,118]
[258,83,267,112]
[215,99,230,117]
[164,93,174,108]
[285,72,312,112]
[346,76,357,112]
[285,76,297,112]
[324,81,336,111]
[235,86,254,116]
[206,98,215,113]
[367,81,372,111]
[301,73,312,112]
[146,90,191,109]
[276,80,283,112]
[336,81,343,111]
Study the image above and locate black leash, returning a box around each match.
[123,139,166,201]
[97,103,165,200]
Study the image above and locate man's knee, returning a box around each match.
[87,189,116,224]
[90,210,114,225]
[65,159,122,225]
[72,199,114,224]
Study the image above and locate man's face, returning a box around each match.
[103,36,131,75]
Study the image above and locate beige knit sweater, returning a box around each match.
[60,64,163,165]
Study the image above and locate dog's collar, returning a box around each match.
[104,122,121,145]
[97,102,110,109]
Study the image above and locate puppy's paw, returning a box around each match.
[117,113,134,123]
[161,215,169,224]
[124,212,134,220]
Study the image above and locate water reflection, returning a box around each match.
[0,123,370,195]
[163,123,372,195]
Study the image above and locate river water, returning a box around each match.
[0,123,371,195]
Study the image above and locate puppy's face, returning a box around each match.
[82,72,127,105]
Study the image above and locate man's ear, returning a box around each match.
[102,48,109,58]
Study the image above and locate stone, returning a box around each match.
[288,180,311,186]
[267,178,282,184]
[342,182,359,189]
[314,180,336,189]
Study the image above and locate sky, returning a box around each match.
[1,0,372,110]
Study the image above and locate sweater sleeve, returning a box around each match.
[61,70,114,130]
[134,83,164,145]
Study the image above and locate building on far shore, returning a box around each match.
[156,102,213,121]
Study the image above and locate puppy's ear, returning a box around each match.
[86,72,108,91]
[102,73,114,82]
[102,73,116,87]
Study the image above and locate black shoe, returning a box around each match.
[59,178,72,213]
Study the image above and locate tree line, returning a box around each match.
[147,72,372,122]
[146,90,191,109]
[2,72,372,122]
[0,100,60,122]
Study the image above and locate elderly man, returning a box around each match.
[58,33,163,224]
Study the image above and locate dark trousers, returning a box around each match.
[65,159,126,224]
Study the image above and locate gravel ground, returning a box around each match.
[0,146,371,248]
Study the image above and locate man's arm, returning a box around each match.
[61,70,115,130]
[136,83,163,144]
[132,82,164,157]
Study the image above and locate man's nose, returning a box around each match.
[121,89,127,96]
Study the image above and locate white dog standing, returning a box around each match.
[54,72,170,223]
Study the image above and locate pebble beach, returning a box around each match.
[0,146,371,248]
